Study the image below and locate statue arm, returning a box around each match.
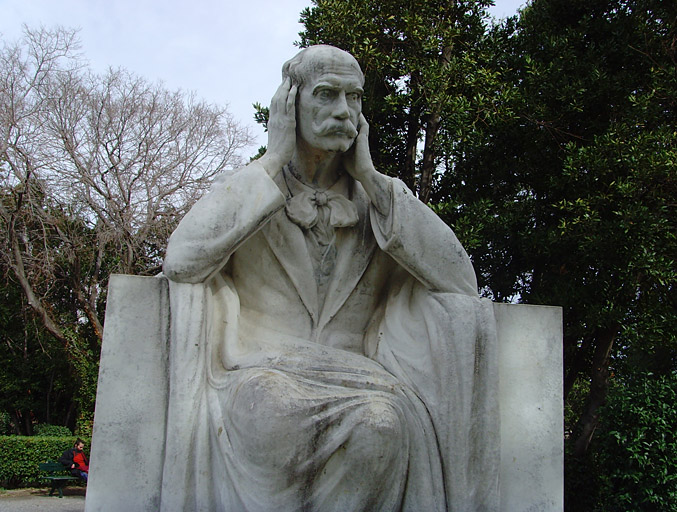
[346,116,477,296]
[370,177,479,297]
[163,160,286,283]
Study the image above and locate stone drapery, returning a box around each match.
[160,162,500,511]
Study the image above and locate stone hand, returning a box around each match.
[343,114,391,215]
[259,78,297,177]
[343,114,376,182]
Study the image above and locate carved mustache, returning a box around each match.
[317,122,358,139]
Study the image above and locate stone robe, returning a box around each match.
[160,161,500,511]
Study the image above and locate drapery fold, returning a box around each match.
[161,273,499,511]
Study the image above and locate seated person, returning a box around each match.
[59,438,89,482]
[160,45,499,511]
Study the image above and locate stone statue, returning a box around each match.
[159,45,499,511]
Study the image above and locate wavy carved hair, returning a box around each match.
[281,45,364,89]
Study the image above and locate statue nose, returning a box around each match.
[333,93,350,119]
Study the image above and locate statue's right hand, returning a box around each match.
[259,78,297,177]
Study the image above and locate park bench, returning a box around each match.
[39,461,80,498]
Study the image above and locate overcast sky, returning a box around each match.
[1,0,525,150]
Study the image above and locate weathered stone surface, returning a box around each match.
[86,46,562,512]
[86,275,563,511]
[158,45,497,511]
[496,303,564,512]
[85,275,169,512]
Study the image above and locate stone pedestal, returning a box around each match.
[86,275,169,511]
[86,275,563,511]
[495,303,563,511]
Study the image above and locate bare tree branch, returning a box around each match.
[1,26,254,344]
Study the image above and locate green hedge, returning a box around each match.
[0,436,91,488]
[33,424,73,437]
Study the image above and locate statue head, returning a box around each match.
[282,46,365,154]
[281,45,364,89]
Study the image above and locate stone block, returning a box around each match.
[85,274,169,512]
[495,303,563,512]
[85,276,563,511]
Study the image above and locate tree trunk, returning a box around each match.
[73,284,104,341]
[573,325,618,457]
[419,43,453,204]
[8,223,68,345]
[64,401,76,432]
[563,331,594,402]
[45,371,54,424]
[9,411,21,435]
[11,409,33,436]
[402,73,422,192]
[419,114,442,204]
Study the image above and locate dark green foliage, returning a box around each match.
[299,0,500,201]
[253,102,270,131]
[0,436,90,488]
[299,0,676,508]
[0,275,83,435]
[567,373,677,511]
[597,373,677,511]
[435,0,676,505]
[249,145,268,162]
[0,413,12,435]
[32,424,72,437]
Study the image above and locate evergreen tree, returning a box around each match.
[298,0,676,506]
[299,0,500,202]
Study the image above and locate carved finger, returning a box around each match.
[270,78,291,115]
[358,113,370,138]
[286,85,297,116]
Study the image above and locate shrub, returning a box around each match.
[0,413,12,435]
[566,372,677,511]
[33,424,73,437]
[0,436,90,488]
[594,372,677,511]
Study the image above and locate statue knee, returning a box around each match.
[227,370,299,452]
[349,398,405,459]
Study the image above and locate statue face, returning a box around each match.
[295,53,363,154]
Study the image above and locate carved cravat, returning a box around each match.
[285,189,358,229]
[282,167,359,306]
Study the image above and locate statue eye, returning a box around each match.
[317,89,337,100]
[347,92,361,102]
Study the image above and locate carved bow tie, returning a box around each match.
[285,190,358,229]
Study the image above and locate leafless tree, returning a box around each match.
[0,26,254,343]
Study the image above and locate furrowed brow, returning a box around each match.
[313,81,363,95]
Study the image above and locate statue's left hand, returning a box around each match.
[343,114,391,215]
[343,114,376,182]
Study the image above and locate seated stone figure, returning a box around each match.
[160,45,499,511]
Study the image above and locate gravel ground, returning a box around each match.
[0,487,85,512]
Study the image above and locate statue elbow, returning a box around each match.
[162,252,200,284]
